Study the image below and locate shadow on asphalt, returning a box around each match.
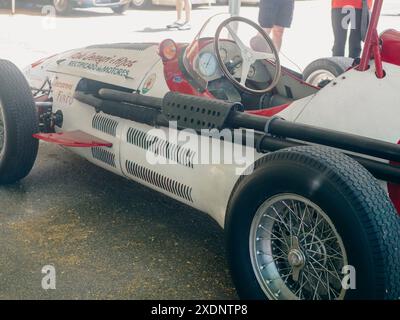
[138,27,173,33]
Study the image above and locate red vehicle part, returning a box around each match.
[387,140,400,215]
[33,130,113,148]
[358,0,384,78]
[388,179,400,215]
[381,29,400,66]
[161,42,214,98]
[247,103,290,117]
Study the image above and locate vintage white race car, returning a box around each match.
[0,0,399,300]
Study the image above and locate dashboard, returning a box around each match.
[192,39,271,85]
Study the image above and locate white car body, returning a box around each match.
[23,39,400,227]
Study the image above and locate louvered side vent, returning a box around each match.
[92,114,118,137]
[126,160,193,202]
[91,147,116,168]
[126,128,195,169]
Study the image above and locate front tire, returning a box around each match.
[226,146,400,300]
[303,57,354,87]
[0,60,39,185]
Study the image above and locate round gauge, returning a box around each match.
[198,52,218,77]
[219,48,228,62]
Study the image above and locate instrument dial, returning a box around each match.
[198,52,218,78]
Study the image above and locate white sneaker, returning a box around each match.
[178,22,191,31]
[167,21,183,29]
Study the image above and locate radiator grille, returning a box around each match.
[127,128,195,169]
[92,114,118,137]
[125,160,193,202]
[91,147,116,168]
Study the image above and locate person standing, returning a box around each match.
[332,0,373,58]
[166,0,192,31]
[256,0,295,51]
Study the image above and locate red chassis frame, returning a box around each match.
[358,0,384,77]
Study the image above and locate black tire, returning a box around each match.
[0,60,39,185]
[112,3,130,14]
[52,0,72,15]
[303,57,354,87]
[130,0,151,9]
[225,146,400,300]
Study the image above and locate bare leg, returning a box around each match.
[271,26,285,52]
[176,0,183,21]
[183,0,191,23]
[262,27,272,36]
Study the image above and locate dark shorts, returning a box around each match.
[258,0,295,28]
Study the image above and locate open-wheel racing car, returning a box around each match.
[0,0,399,300]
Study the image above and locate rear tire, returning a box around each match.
[130,0,151,9]
[226,146,400,300]
[303,57,354,87]
[0,60,39,185]
[112,3,130,14]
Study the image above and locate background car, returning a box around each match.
[214,0,258,5]
[130,0,215,9]
[0,0,132,15]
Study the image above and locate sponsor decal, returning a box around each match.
[52,80,74,91]
[54,90,74,107]
[67,51,137,78]
[52,79,75,107]
[142,73,156,94]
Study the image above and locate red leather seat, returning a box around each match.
[381,29,400,66]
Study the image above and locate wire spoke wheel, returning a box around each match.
[250,193,347,300]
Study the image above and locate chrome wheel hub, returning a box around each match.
[250,194,347,300]
[306,70,336,87]
[288,249,304,267]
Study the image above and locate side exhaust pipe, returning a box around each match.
[75,89,400,184]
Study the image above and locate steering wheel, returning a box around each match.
[214,16,281,94]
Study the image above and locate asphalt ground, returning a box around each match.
[0,0,399,299]
[0,142,237,299]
